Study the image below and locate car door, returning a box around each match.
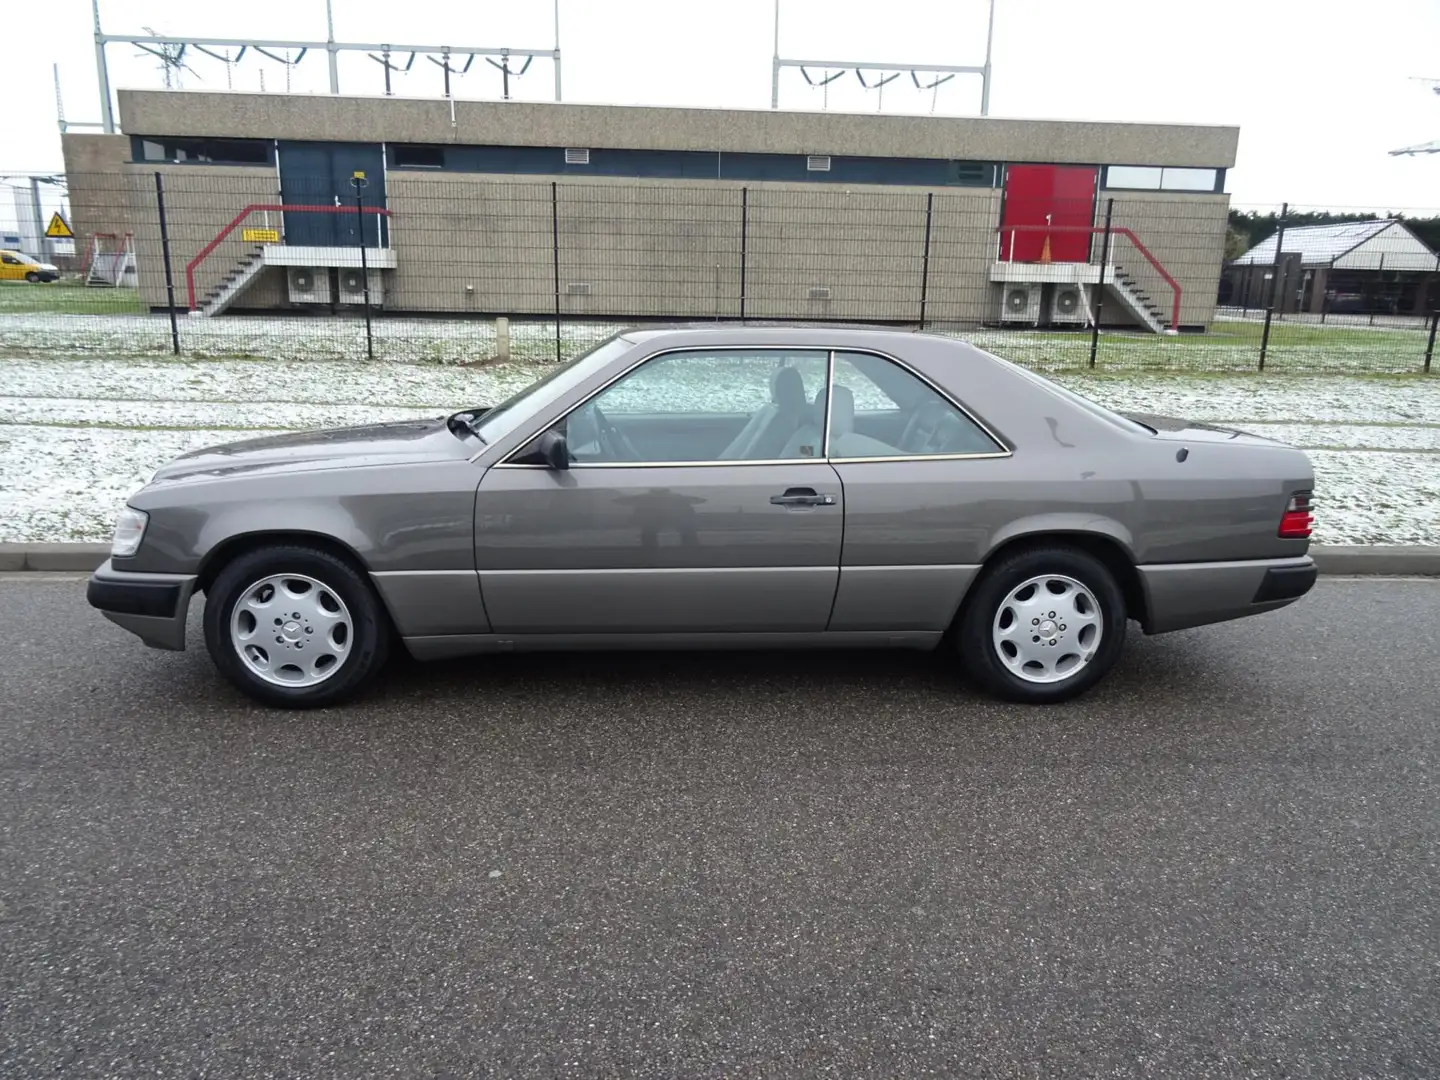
[0,252,25,281]
[474,347,844,635]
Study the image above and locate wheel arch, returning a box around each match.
[963,526,1148,629]
[195,531,373,596]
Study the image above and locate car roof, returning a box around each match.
[619,324,972,351]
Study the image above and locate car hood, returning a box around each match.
[149,416,463,483]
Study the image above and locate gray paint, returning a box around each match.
[97,328,1315,661]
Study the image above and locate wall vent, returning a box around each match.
[808,286,832,300]
[806,155,832,172]
[564,148,591,165]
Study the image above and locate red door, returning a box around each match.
[1000,165,1098,262]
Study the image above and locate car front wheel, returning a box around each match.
[203,545,389,708]
[957,545,1127,704]
[25,271,40,283]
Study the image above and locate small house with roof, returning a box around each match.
[1223,219,1438,315]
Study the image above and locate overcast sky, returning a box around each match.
[7,0,1440,211]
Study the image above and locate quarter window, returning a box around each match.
[827,352,1003,458]
[564,349,830,464]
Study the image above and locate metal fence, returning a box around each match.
[2,170,1437,375]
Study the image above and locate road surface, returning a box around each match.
[2,576,1437,1077]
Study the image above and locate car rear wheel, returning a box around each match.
[25,271,40,283]
[957,545,1127,704]
[203,546,389,708]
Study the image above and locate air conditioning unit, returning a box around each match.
[337,267,384,306]
[998,282,1042,324]
[287,266,330,304]
[1049,283,1088,325]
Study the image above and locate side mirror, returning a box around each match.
[536,429,570,470]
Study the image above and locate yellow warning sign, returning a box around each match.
[241,227,280,244]
[45,212,73,239]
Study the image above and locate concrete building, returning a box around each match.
[62,89,1238,330]
[1224,220,1440,316]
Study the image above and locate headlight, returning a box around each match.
[111,507,149,557]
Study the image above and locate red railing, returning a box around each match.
[185,203,391,311]
[997,224,1182,329]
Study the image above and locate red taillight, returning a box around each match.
[1279,492,1314,539]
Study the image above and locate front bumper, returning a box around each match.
[1138,555,1317,634]
[86,559,197,651]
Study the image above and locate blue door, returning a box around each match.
[278,142,386,247]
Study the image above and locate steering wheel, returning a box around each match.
[591,403,642,462]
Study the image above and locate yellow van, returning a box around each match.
[0,250,60,283]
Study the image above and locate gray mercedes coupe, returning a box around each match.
[88,327,1317,707]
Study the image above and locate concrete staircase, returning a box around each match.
[190,246,265,318]
[1107,265,1169,333]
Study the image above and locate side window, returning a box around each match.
[828,351,1003,459]
[0,255,20,265]
[566,349,829,464]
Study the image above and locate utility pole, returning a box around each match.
[325,0,340,94]
[980,0,996,116]
[92,0,116,133]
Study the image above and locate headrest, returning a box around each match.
[771,365,807,412]
[829,384,855,436]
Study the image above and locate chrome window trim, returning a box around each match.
[494,457,831,470]
[492,342,1012,469]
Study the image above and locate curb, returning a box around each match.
[0,544,112,572]
[2,543,1439,576]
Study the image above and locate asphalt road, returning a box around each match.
[2,576,1437,1079]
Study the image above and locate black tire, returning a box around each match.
[956,544,1127,704]
[203,545,390,708]
[25,271,40,283]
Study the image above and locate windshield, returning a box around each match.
[468,335,635,444]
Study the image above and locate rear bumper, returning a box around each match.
[1138,555,1316,635]
[86,559,196,651]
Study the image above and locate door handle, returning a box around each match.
[770,487,837,508]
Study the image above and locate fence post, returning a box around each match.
[918,192,934,329]
[1425,308,1438,374]
[1371,253,1384,326]
[350,174,374,361]
[153,172,180,356]
[551,181,561,363]
[1089,198,1114,369]
[739,186,749,322]
[1259,201,1287,371]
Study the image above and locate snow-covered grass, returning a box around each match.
[1,356,1437,546]
[1,309,1435,373]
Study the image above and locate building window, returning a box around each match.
[1159,167,1220,191]
[391,144,445,169]
[1104,165,1221,192]
[132,136,273,165]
